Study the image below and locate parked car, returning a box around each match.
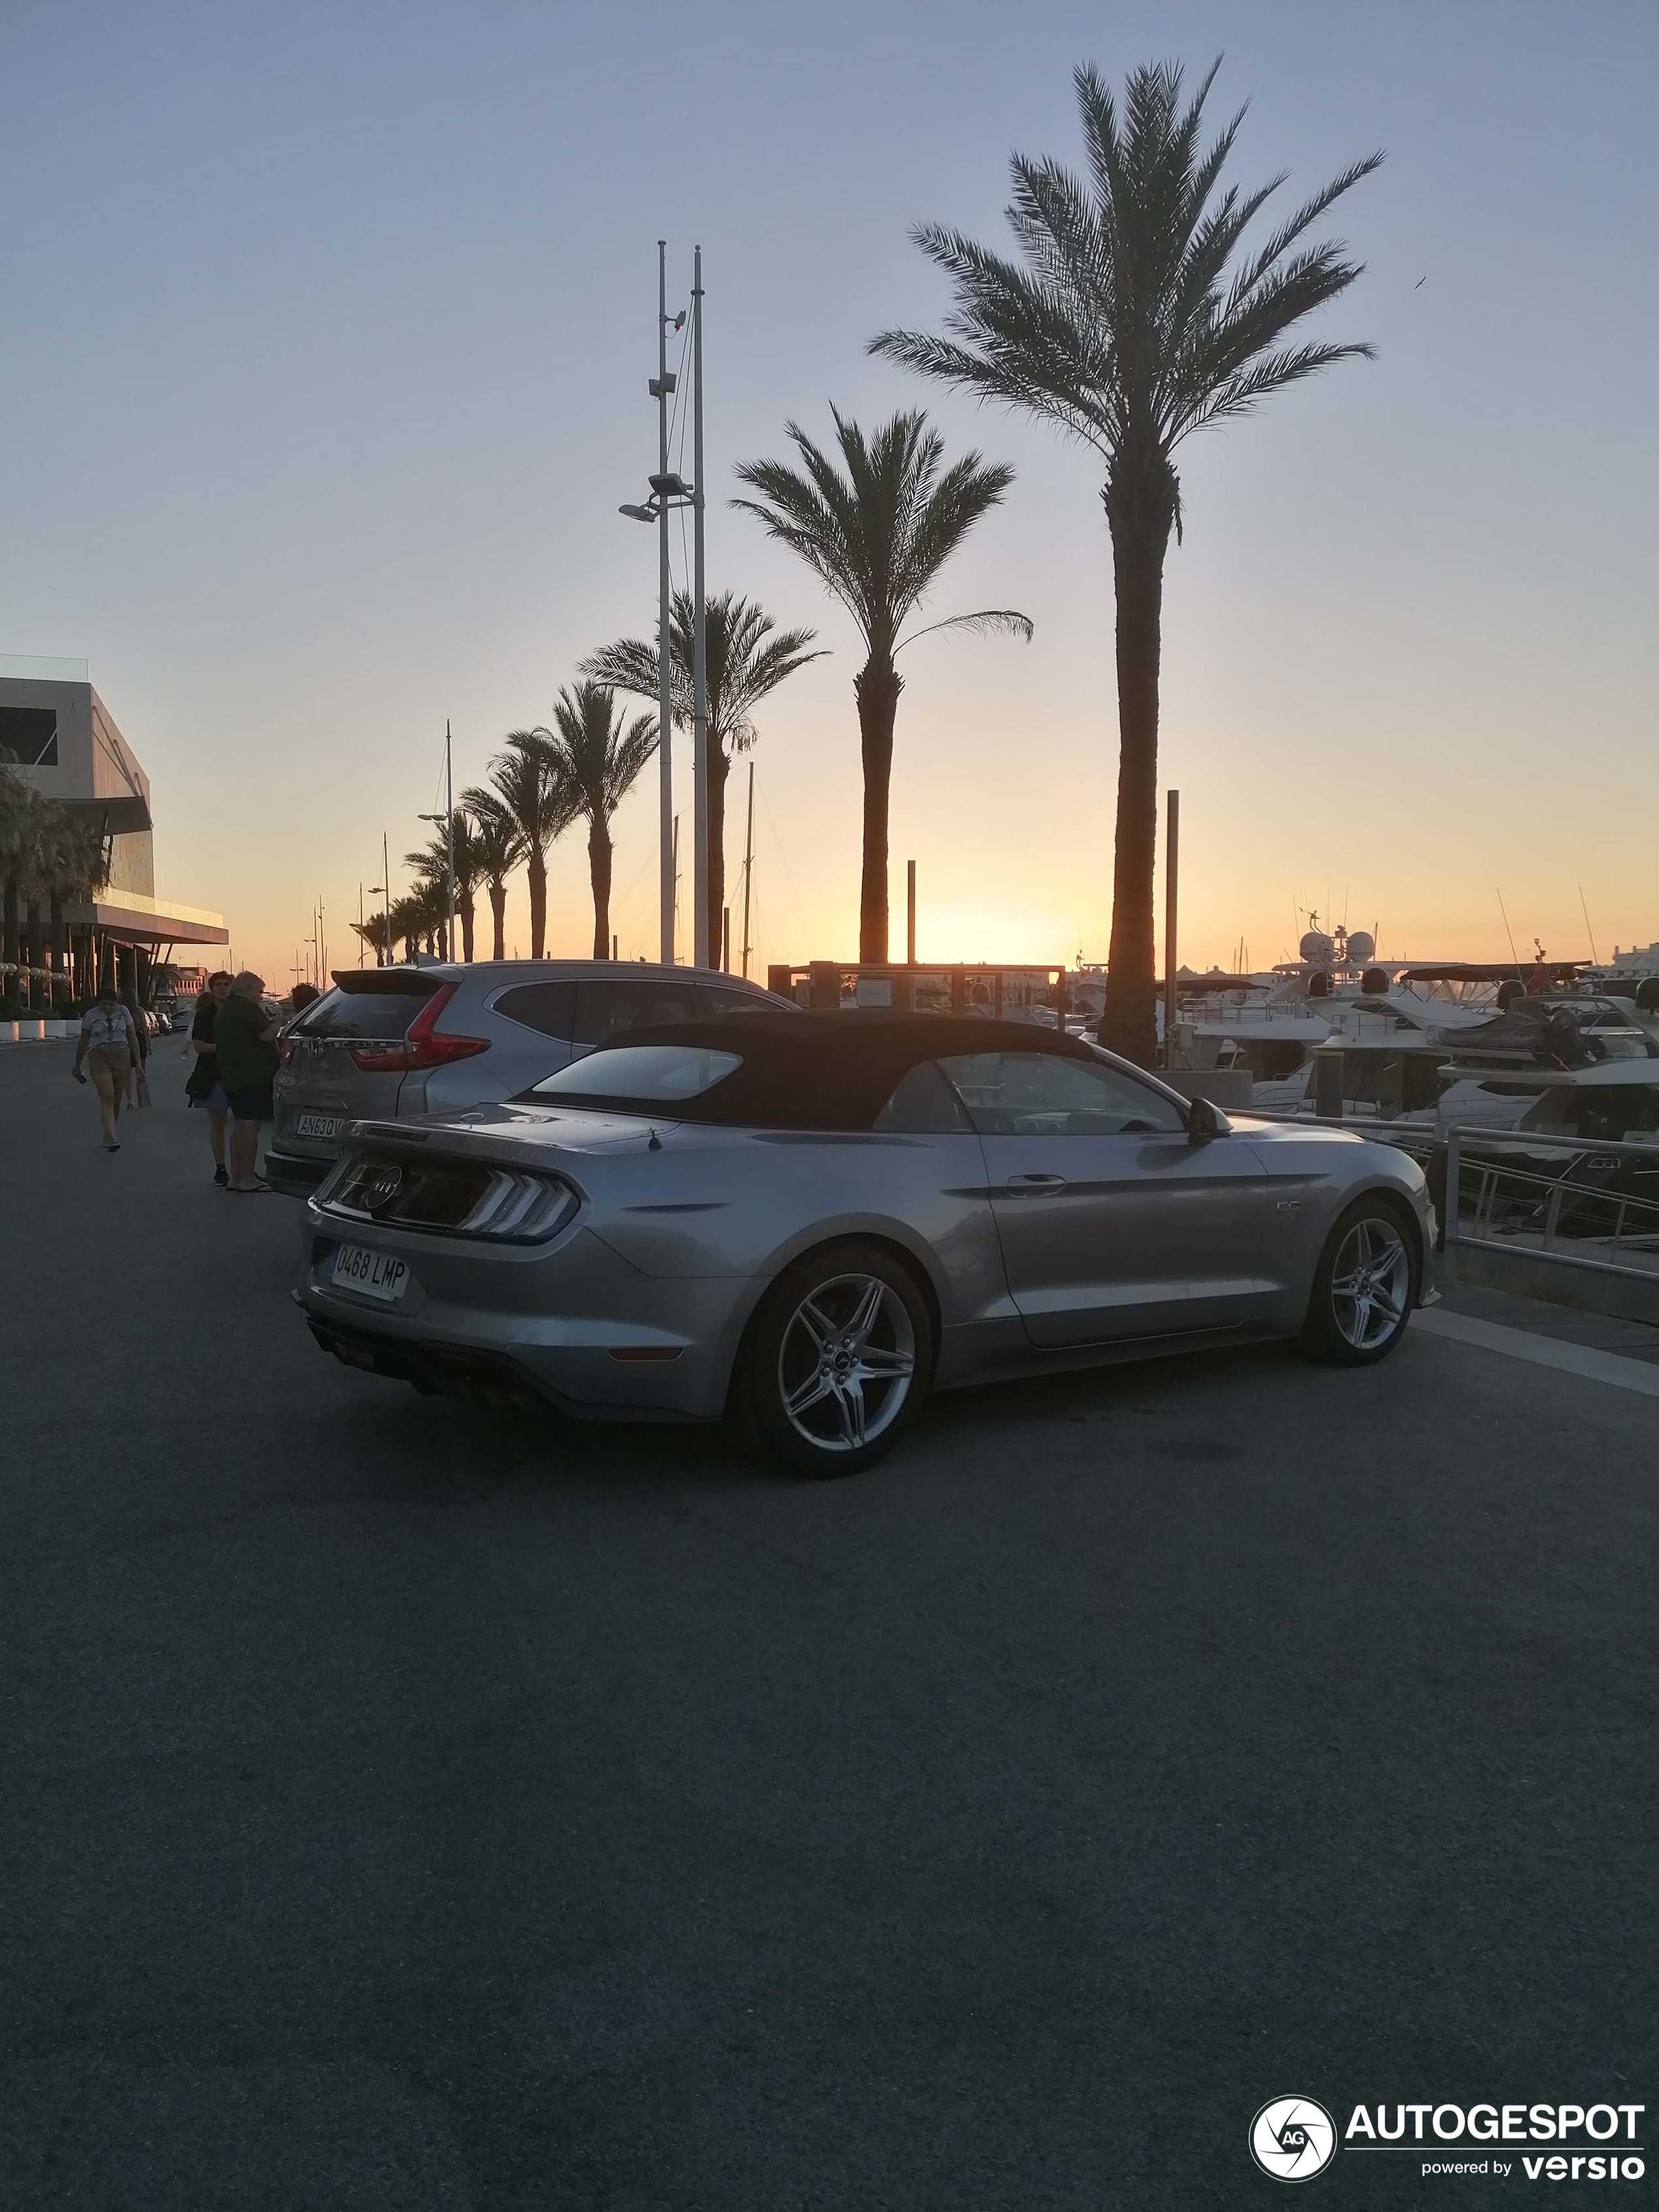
[265,961,793,1196]
[297,1012,1434,1477]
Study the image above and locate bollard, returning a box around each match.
[767,965,793,1001]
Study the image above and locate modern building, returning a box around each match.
[0,654,227,1001]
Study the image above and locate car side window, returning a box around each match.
[572,980,702,1047]
[937,1051,1187,1136]
[492,980,578,1040]
[872,1061,974,1133]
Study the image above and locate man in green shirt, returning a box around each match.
[214,970,281,1192]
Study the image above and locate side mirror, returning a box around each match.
[1187,1094,1228,1144]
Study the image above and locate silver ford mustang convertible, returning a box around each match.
[297,1013,1433,1475]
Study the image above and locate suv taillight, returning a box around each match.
[347,983,489,1073]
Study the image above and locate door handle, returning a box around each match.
[1005,1172,1068,1194]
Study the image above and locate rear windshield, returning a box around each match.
[531,1045,742,1104]
[289,982,440,1040]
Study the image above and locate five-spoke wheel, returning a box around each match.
[1300,1198,1417,1366]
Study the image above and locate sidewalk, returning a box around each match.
[1429,1274,1659,1368]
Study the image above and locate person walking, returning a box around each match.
[185,970,234,1185]
[120,986,152,1109]
[213,970,281,1193]
[71,980,141,1151]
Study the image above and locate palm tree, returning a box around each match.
[447,811,485,963]
[404,814,486,962]
[38,802,102,1006]
[474,734,575,959]
[870,59,1381,1062]
[350,913,395,965]
[733,409,1029,962]
[460,795,528,961]
[1,769,39,993]
[1,772,102,1006]
[583,593,822,965]
[385,893,426,965]
[528,684,658,959]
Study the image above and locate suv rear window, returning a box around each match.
[290,980,440,1040]
[573,979,701,1046]
[493,980,577,1040]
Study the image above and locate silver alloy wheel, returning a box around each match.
[1329,1216,1409,1351]
[777,1272,918,1454]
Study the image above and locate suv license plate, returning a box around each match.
[331,1245,410,1304]
[293,1111,344,1140]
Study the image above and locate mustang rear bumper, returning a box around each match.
[295,1223,751,1421]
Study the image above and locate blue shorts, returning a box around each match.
[189,1082,228,1112]
[225,1087,274,1123]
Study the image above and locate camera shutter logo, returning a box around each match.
[1249,2097,1337,2183]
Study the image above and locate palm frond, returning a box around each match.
[870,55,1381,473]
[733,407,1018,649]
[542,681,658,823]
[896,608,1034,654]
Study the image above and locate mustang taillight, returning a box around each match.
[318,1152,577,1243]
[348,984,489,1073]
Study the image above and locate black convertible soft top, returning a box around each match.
[528,1010,1182,1132]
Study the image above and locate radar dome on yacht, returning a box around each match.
[1347,930,1376,965]
[1300,931,1335,965]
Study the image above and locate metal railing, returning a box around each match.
[1445,1125,1659,1286]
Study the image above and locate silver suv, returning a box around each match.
[265,960,792,1196]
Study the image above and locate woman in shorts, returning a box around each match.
[72,982,141,1151]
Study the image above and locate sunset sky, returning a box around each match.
[5,0,1656,987]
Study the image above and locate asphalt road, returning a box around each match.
[3,1036,1656,2209]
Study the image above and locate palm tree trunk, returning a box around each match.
[460,890,475,964]
[707,741,729,969]
[588,817,612,961]
[854,654,903,963]
[489,880,507,959]
[527,848,547,959]
[49,891,65,1006]
[2,873,18,981]
[1099,462,1176,1068]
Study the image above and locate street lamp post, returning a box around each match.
[620,244,707,967]
[690,244,709,972]
[418,724,455,960]
[654,244,673,964]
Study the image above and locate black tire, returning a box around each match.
[1299,1194,1419,1367]
[735,1240,935,1477]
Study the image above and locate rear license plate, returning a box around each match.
[293,1111,344,1140]
[330,1244,410,1303]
